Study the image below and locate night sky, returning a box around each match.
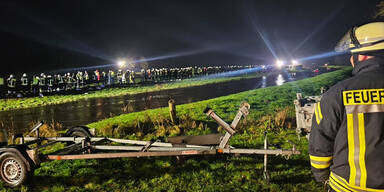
[0,0,381,75]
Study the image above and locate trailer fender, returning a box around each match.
[0,147,33,172]
[65,126,93,137]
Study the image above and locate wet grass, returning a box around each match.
[1,67,352,191]
[0,71,270,112]
[87,67,351,136]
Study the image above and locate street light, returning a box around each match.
[291,60,298,65]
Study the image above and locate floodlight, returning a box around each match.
[276,60,284,68]
[117,60,126,68]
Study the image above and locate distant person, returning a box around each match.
[46,75,53,92]
[94,70,100,84]
[0,77,4,98]
[129,70,135,84]
[83,71,89,88]
[31,75,39,94]
[117,69,123,84]
[76,71,82,89]
[39,73,46,93]
[309,22,384,191]
[57,74,65,91]
[65,72,73,91]
[20,73,29,95]
[6,74,16,95]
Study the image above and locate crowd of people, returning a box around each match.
[0,65,258,98]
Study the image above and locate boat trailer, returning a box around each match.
[0,102,300,187]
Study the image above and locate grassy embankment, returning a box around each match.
[1,67,352,192]
[0,71,270,112]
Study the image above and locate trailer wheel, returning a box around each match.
[0,152,28,187]
[65,126,93,137]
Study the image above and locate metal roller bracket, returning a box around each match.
[205,102,251,149]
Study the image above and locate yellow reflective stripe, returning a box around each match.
[358,113,367,188]
[314,103,320,125]
[318,101,323,119]
[330,183,343,192]
[347,114,356,186]
[330,175,354,192]
[310,162,331,169]
[309,155,332,169]
[330,177,348,192]
[309,155,333,162]
[331,172,384,192]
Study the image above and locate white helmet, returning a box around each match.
[335,22,384,53]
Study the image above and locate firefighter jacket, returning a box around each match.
[309,57,384,191]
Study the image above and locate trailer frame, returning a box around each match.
[0,102,300,187]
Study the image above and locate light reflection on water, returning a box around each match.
[275,74,285,86]
[261,76,267,88]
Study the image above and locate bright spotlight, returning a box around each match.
[291,60,298,65]
[276,60,284,68]
[117,60,126,68]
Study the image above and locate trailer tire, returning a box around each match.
[0,152,28,188]
[65,126,93,137]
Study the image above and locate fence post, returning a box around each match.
[168,99,177,124]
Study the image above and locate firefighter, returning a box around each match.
[107,70,115,85]
[56,74,65,91]
[6,74,16,95]
[31,75,39,94]
[0,77,4,98]
[117,69,123,84]
[141,69,146,82]
[101,71,107,85]
[83,71,89,88]
[46,75,53,92]
[122,70,128,84]
[129,70,135,84]
[65,72,73,91]
[309,22,384,191]
[39,73,46,93]
[75,71,82,89]
[20,73,29,94]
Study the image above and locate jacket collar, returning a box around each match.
[352,57,384,75]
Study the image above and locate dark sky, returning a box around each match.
[0,0,381,75]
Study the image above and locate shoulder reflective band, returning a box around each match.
[343,89,384,105]
[309,155,332,169]
[314,102,323,125]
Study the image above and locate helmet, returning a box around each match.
[22,73,27,77]
[335,22,384,53]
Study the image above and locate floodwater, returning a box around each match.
[0,71,325,134]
